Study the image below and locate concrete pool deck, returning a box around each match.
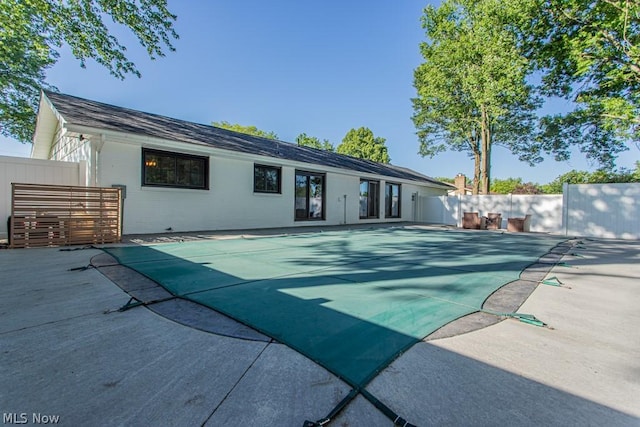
[1,226,639,426]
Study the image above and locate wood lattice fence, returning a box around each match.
[10,183,122,248]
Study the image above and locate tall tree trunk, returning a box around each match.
[473,150,481,195]
[486,125,491,193]
[480,105,491,194]
[468,131,481,195]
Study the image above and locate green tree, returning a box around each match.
[0,0,178,142]
[491,178,543,194]
[336,127,390,163]
[491,178,524,194]
[434,177,455,184]
[541,168,640,193]
[512,182,543,194]
[541,170,590,194]
[212,121,278,139]
[522,0,640,169]
[295,133,334,151]
[413,0,541,194]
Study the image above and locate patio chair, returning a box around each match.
[462,212,481,229]
[507,214,532,232]
[485,213,502,230]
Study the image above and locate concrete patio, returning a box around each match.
[1,231,638,426]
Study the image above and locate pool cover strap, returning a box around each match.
[483,309,547,327]
[361,388,417,427]
[117,295,176,312]
[541,276,564,287]
[303,387,417,427]
[303,388,357,426]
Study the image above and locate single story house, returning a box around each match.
[31,91,452,235]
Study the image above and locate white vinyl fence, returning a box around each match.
[418,182,639,240]
[563,183,640,240]
[1,156,85,240]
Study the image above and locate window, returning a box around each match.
[295,171,325,220]
[385,183,401,218]
[142,148,208,189]
[359,180,379,219]
[254,164,281,193]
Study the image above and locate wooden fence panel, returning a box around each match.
[10,183,122,248]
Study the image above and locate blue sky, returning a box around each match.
[1,0,638,184]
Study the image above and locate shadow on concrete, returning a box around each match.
[98,228,569,390]
[349,341,639,426]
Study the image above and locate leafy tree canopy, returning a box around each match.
[0,0,178,142]
[295,133,334,151]
[414,0,640,191]
[512,182,543,195]
[489,177,543,194]
[212,121,278,139]
[336,127,390,163]
[491,178,526,194]
[522,0,640,169]
[435,176,455,184]
[541,165,640,193]
[413,0,541,194]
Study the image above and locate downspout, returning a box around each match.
[412,192,418,222]
[343,194,347,224]
[90,140,97,187]
[90,134,106,187]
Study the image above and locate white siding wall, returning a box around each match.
[97,141,446,235]
[0,156,83,239]
[49,131,92,186]
[51,132,82,161]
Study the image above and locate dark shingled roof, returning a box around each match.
[43,91,449,186]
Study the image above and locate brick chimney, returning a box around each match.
[454,173,466,195]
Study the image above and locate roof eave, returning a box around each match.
[31,91,63,159]
[67,124,447,187]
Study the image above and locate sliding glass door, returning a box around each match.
[359,180,380,219]
[385,183,401,218]
[295,171,325,220]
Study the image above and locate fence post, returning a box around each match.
[441,195,446,225]
[509,193,513,219]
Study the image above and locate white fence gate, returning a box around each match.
[417,182,639,240]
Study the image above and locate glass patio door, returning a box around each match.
[295,171,325,220]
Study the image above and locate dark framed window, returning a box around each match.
[385,183,401,218]
[254,164,281,193]
[295,170,325,220]
[360,179,379,219]
[142,148,209,189]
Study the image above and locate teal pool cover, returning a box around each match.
[104,228,566,388]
